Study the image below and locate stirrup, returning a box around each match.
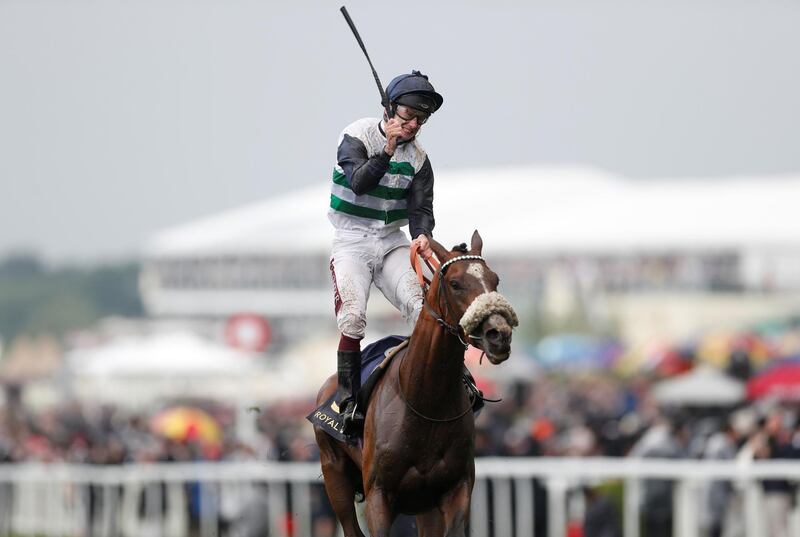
[341,400,364,435]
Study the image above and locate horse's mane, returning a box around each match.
[451,243,468,253]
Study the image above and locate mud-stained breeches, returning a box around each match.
[330,229,423,339]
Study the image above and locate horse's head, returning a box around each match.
[427,230,518,364]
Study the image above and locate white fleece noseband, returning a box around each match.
[459,291,519,335]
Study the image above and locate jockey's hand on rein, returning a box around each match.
[413,234,434,260]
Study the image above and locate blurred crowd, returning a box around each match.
[1,363,800,537]
[0,400,261,465]
[0,373,659,465]
[0,373,652,465]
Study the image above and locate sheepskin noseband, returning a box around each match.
[459,291,519,335]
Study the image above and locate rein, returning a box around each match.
[398,244,489,423]
[395,349,474,423]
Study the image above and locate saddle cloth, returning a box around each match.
[307,335,408,443]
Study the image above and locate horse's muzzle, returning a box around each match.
[479,313,513,364]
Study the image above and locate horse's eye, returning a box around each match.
[449,280,462,291]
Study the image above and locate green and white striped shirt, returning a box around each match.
[329,118,433,237]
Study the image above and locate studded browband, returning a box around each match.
[438,255,484,274]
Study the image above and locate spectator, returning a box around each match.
[583,486,622,537]
[630,417,689,537]
[753,410,799,537]
[703,419,741,537]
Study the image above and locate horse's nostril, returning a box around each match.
[486,328,500,343]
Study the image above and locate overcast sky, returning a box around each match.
[2,0,799,263]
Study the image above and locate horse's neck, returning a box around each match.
[400,313,467,413]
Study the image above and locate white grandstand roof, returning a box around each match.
[145,166,800,258]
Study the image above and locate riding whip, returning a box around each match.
[339,6,393,118]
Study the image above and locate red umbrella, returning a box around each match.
[747,362,800,401]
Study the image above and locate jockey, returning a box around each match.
[328,70,443,435]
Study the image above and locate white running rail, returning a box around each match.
[0,458,799,537]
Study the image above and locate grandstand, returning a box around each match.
[140,166,800,344]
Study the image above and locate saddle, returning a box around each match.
[307,335,489,443]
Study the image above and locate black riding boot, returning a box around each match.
[336,350,365,436]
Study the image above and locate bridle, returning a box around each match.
[398,244,497,423]
[424,255,487,349]
[410,244,487,350]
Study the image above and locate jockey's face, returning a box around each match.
[393,105,429,140]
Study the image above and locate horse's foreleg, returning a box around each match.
[316,431,366,537]
[439,479,473,537]
[364,487,394,537]
[416,509,446,537]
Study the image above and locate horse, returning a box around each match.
[313,230,517,537]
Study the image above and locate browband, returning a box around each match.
[439,255,484,274]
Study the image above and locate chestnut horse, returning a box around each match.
[313,231,516,537]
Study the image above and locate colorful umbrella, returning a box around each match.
[746,362,800,401]
[150,406,222,445]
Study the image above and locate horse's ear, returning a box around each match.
[428,235,449,263]
[470,230,483,255]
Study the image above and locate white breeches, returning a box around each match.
[330,229,423,339]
